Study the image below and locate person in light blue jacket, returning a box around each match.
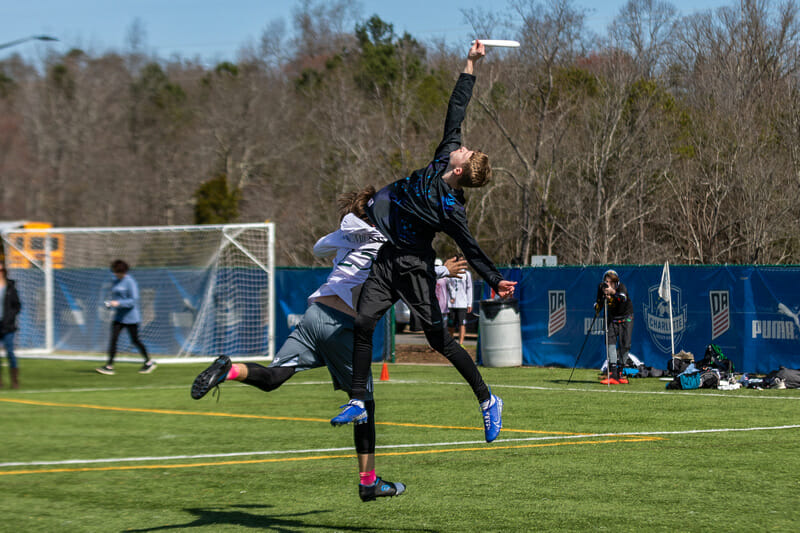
[96,260,156,375]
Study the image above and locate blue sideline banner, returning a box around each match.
[14,263,796,371]
[497,265,800,374]
[274,268,386,362]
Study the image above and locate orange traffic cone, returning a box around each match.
[379,362,390,381]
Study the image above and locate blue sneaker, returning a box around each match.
[359,477,406,502]
[481,392,503,442]
[191,355,232,399]
[331,399,368,426]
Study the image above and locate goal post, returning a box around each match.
[1,223,276,359]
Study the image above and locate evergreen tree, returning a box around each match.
[193,173,241,224]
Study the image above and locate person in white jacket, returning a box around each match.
[191,187,465,502]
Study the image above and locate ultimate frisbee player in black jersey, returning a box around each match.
[331,41,517,442]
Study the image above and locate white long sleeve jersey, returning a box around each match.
[307,214,387,311]
[307,213,452,312]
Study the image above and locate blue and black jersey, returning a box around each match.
[366,73,503,291]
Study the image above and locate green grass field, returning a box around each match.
[2,359,799,532]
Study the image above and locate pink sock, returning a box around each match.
[226,365,240,381]
[360,469,376,486]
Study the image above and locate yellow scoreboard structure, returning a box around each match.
[2,221,64,269]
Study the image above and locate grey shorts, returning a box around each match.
[271,302,373,399]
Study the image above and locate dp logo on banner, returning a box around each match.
[710,290,730,340]
[548,290,566,337]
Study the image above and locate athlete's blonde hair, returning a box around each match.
[458,151,492,188]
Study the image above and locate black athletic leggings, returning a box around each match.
[243,363,376,455]
[107,322,148,364]
[351,245,489,404]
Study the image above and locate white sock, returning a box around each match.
[480,396,494,410]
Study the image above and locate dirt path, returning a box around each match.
[391,333,478,364]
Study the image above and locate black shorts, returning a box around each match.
[449,308,467,326]
[357,244,444,330]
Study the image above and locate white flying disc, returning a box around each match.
[471,39,520,48]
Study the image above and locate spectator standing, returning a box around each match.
[0,262,22,388]
[96,260,156,375]
[447,266,473,346]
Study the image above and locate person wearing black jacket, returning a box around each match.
[331,41,517,443]
[0,263,22,389]
[595,269,633,385]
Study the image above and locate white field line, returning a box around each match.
[12,378,800,400]
[387,379,800,400]
[2,424,797,469]
[15,385,189,394]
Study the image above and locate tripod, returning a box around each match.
[603,298,610,386]
[567,306,602,385]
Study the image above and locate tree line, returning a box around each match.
[2,0,800,267]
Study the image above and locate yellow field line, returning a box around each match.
[0,437,660,476]
[0,397,579,436]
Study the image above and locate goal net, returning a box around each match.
[1,223,275,359]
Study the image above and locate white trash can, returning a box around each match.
[479,298,522,367]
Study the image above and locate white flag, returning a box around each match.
[658,261,671,303]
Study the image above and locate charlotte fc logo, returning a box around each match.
[643,284,687,353]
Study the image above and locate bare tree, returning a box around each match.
[5,0,800,267]
[465,0,588,264]
[666,0,800,263]
[608,0,678,78]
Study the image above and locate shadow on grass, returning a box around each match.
[123,503,438,532]
[549,379,601,385]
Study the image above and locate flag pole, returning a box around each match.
[659,261,675,355]
[668,289,675,355]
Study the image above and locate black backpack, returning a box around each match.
[701,344,734,374]
[667,358,690,376]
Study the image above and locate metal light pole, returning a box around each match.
[0,35,58,51]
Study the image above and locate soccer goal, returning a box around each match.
[0,223,275,360]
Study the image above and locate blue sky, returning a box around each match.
[1,0,729,65]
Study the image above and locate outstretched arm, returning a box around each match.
[496,280,517,299]
[433,42,487,158]
[463,40,485,75]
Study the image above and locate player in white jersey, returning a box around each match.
[191,187,465,502]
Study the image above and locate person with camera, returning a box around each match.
[594,269,633,385]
